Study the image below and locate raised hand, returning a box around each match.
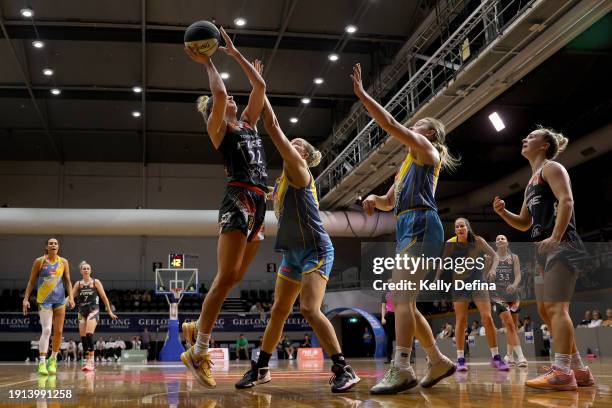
[350,63,365,97]
[184,46,211,65]
[493,196,506,215]
[218,26,238,57]
[252,59,264,76]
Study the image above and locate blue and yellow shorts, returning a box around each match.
[278,246,334,283]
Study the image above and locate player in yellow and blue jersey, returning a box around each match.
[22,238,74,375]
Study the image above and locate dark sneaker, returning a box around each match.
[235,360,271,389]
[330,364,361,393]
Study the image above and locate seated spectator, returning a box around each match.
[95,338,105,362]
[115,338,126,360]
[301,333,312,348]
[77,341,83,361]
[141,291,152,303]
[520,316,533,333]
[588,310,603,328]
[209,337,217,348]
[438,323,454,339]
[280,335,294,360]
[29,337,39,362]
[603,308,612,327]
[235,334,249,360]
[66,340,77,362]
[467,321,480,336]
[578,310,592,327]
[60,337,68,361]
[131,336,141,350]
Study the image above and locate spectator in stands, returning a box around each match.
[105,338,115,361]
[209,337,217,348]
[77,341,83,362]
[281,335,294,360]
[578,310,593,327]
[603,309,612,327]
[141,327,151,357]
[142,291,152,303]
[115,338,126,360]
[250,302,266,320]
[66,340,77,362]
[301,333,312,348]
[588,310,603,328]
[60,337,68,361]
[95,338,105,362]
[236,334,249,360]
[468,321,480,336]
[521,316,533,333]
[438,323,454,339]
[131,336,141,350]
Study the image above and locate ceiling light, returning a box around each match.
[301,98,311,104]
[32,40,44,48]
[220,72,230,80]
[488,112,505,132]
[132,111,142,118]
[50,88,61,95]
[20,8,33,18]
[313,78,324,85]
[234,17,247,27]
[345,25,357,34]
[132,86,142,93]
[42,68,54,76]
[328,53,339,62]
[290,117,298,124]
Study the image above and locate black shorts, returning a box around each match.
[78,305,100,322]
[535,233,586,273]
[218,183,266,242]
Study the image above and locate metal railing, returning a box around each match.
[316,0,535,200]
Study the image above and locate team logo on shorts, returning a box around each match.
[220,212,232,226]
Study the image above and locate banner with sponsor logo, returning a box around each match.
[0,313,311,333]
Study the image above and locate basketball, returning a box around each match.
[184,20,221,56]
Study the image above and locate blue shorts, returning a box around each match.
[39,297,67,311]
[396,209,444,257]
[278,246,334,283]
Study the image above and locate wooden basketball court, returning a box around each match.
[0,358,608,407]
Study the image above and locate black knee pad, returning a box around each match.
[86,333,94,353]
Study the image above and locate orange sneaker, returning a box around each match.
[572,366,595,387]
[525,365,577,391]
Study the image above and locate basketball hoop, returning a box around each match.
[171,287,184,301]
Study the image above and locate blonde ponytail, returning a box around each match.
[196,95,213,122]
[537,125,568,159]
[421,117,461,173]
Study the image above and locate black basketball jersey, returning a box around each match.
[218,121,268,190]
[495,255,515,289]
[525,164,578,241]
[77,279,99,308]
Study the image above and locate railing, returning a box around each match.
[316,0,536,200]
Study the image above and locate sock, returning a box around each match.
[506,344,514,359]
[424,344,444,365]
[490,347,499,358]
[257,351,272,368]
[331,353,347,367]
[40,355,46,363]
[51,351,58,359]
[457,350,465,359]
[570,352,585,370]
[513,346,525,361]
[554,353,572,373]
[394,347,411,369]
[194,332,210,355]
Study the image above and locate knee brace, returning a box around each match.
[86,333,95,353]
[39,309,53,353]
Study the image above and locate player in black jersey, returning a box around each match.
[487,234,527,367]
[182,27,267,388]
[71,261,116,372]
[493,126,595,390]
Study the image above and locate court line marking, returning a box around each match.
[0,378,39,388]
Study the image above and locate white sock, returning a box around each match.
[457,350,465,359]
[554,353,572,373]
[513,346,525,361]
[506,344,514,359]
[490,347,499,358]
[570,352,585,370]
[424,344,444,365]
[40,356,46,363]
[51,351,58,359]
[194,332,210,355]
[394,346,412,370]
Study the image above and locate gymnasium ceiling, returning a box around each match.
[0,1,610,200]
